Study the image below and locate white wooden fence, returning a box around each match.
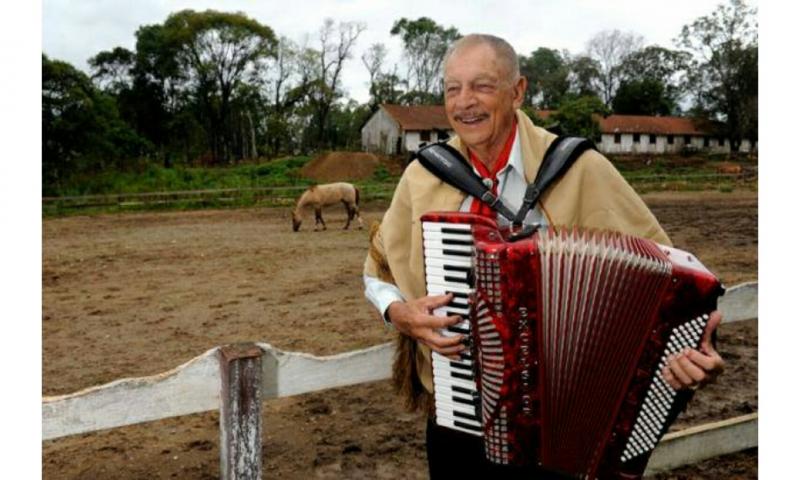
[42,281,758,479]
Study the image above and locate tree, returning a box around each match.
[566,54,602,99]
[551,95,609,139]
[614,45,691,115]
[677,0,758,153]
[520,48,570,108]
[585,29,644,106]
[89,47,135,93]
[42,55,147,194]
[306,18,366,148]
[612,79,674,116]
[390,17,460,97]
[163,9,278,163]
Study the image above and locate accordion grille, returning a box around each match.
[535,228,672,475]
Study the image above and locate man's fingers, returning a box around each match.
[676,354,706,384]
[424,292,455,310]
[700,310,722,351]
[685,348,724,373]
[666,355,695,387]
[424,330,465,350]
[662,367,682,390]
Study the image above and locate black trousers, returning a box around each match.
[425,418,569,479]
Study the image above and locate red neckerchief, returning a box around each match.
[468,120,517,218]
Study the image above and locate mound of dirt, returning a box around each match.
[301,151,384,182]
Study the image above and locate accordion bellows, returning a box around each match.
[421,212,722,479]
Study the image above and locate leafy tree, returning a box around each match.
[585,29,644,106]
[677,0,758,153]
[520,47,570,108]
[612,78,674,115]
[390,17,460,97]
[42,55,147,194]
[566,54,602,99]
[551,95,609,139]
[89,47,136,93]
[614,45,691,115]
[163,9,278,163]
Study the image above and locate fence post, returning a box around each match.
[219,343,263,480]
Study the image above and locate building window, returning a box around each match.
[667,135,674,145]
[420,130,430,141]
[704,137,710,147]
[614,133,621,144]
[718,137,726,145]
[649,134,656,144]
[684,135,691,144]
[633,133,641,143]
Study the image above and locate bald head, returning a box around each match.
[443,34,520,81]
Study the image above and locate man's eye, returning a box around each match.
[476,84,495,92]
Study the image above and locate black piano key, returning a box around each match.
[453,395,479,407]
[451,385,473,395]
[447,325,470,335]
[452,370,474,381]
[454,420,482,432]
[453,410,480,422]
[441,238,474,246]
[441,227,472,235]
[442,248,472,257]
[443,265,472,274]
[449,361,472,371]
[444,275,467,284]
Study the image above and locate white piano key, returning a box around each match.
[427,283,473,295]
[435,410,482,428]
[424,240,474,252]
[422,230,474,242]
[424,256,473,269]
[435,416,483,436]
[423,221,472,232]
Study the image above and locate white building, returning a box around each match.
[594,114,756,155]
[361,104,454,155]
[361,105,756,156]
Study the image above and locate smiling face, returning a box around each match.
[443,42,527,165]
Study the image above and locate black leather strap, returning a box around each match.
[512,136,596,225]
[415,142,517,221]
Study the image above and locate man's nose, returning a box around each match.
[452,87,478,109]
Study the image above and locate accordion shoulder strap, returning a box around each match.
[415,142,518,221]
[512,136,596,225]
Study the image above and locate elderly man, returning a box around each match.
[364,34,723,477]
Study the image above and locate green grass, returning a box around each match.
[42,153,755,217]
[50,156,315,197]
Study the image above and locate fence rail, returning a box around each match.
[42,170,754,213]
[42,281,757,478]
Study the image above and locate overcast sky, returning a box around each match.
[43,0,758,103]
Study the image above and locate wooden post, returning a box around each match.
[219,343,263,480]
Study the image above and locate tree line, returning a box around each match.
[43,0,757,195]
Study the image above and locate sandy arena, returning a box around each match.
[42,190,757,479]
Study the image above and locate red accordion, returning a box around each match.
[422,212,723,479]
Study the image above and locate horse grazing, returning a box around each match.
[291,182,364,232]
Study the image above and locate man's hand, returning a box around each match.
[387,293,465,360]
[662,310,725,390]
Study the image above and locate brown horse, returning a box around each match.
[291,182,364,231]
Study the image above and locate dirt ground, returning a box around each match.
[42,190,757,479]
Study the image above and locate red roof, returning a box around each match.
[379,105,719,136]
[596,115,721,136]
[380,104,452,131]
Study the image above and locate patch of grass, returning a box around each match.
[51,156,314,197]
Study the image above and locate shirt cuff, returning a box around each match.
[363,275,405,325]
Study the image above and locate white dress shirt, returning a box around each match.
[364,129,549,322]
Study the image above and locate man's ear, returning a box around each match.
[513,76,528,109]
